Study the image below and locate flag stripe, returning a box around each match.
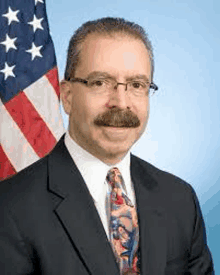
[4,91,57,158]
[45,67,60,98]
[24,72,64,140]
[0,144,16,180]
[0,100,39,171]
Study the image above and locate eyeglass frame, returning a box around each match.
[67,77,158,95]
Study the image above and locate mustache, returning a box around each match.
[94,108,140,128]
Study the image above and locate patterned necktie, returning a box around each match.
[106,167,140,275]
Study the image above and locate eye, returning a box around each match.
[131,81,145,89]
[88,79,112,90]
[90,80,105,87]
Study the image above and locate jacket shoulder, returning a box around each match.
[131,154,194,195]
[0,135,66,199]
[0,154,49,211]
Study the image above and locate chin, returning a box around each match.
[101,142,132,158]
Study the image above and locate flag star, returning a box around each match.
[0,62,16,80]
[35,0,44,4]
[28,15,44,33]
[26,42,43,60]
[2,6,19,25]
[0,34,17,52]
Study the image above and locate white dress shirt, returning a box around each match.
[64,131,136,239]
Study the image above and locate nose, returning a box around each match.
[106,83,131,110]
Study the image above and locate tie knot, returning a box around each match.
[106,167,123,189]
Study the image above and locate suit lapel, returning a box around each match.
[48,137,119,275]
[131,155,167,275]
[47,137,167,275]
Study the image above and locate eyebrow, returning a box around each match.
[126,74,150,83]
[86,71,150,83]
[86,71,114,80]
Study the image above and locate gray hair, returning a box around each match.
[64,17,154,81]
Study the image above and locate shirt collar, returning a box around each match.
[64,131,132,203]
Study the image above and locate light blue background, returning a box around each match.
[47,0,220,271]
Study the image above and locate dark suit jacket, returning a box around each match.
[0,135,214,274]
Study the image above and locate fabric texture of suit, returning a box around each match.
[0,135,214,274]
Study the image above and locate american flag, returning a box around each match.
[0,0,64,181]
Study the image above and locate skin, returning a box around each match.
[61,34,151,165]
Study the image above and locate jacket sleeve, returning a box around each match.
[0,208,34,275]
[188,187,215,274]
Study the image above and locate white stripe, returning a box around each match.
[24,75,65,141]
[0,99,40,171]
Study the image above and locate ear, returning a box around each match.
[60,80,73,115]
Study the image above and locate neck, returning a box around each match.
[97,152,128,166]
[80,143,128,166]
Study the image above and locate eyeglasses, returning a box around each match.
[68,77,158,96]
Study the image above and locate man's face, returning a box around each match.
[61,34,151,164]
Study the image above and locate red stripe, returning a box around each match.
[5,91,57,158]
[45,67,60,99]
[0,144,16,181]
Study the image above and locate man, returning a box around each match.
[0,17,214,274]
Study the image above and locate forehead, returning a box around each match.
[75,34,151,79]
